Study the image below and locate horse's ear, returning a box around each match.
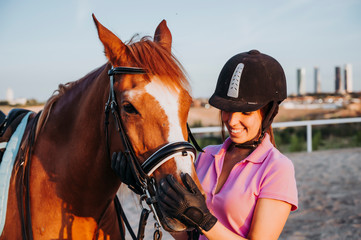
[92,14,129,65]
[154,20,172,53]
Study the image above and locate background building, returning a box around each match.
[297,68,306,95]
[6,88,14,103]
[344,64,353,93]
[335,66,344,94]
[5,88,27,105]
[314,67,321,93]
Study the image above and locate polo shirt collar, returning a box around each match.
[212,134,273,164]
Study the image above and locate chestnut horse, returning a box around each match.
[0,15,201,239]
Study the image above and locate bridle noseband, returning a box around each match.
[105,66,199,239]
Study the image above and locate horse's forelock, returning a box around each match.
[126,36,191,93]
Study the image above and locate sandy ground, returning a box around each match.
[280,148,361,240]
[0,105,44,115]
[118,147,361,240]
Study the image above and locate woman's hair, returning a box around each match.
[220,102,277,147]
[260,103,277,147]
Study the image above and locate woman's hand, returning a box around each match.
[157,173,217,231]
[111,152,143,194]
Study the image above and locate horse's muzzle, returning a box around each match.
[152,198,193,232]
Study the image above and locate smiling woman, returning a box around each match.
[157,50,298,240]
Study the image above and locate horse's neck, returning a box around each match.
[34,67,120,212]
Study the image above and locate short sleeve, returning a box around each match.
[259,155,298,211]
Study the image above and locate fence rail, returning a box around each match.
[190,117,361,152]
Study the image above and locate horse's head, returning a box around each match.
[93,15,202,232]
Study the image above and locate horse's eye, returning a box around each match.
[123,102,139,114]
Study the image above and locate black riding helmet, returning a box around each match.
[209,50,287,147]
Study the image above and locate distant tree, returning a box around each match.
[190,120,203,128]
[355,131,361,147]
[26,99,40,106]
[312,130,322,151]
[289,134,303,152]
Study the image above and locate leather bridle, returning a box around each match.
[105,66,201,239]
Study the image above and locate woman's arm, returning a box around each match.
[202,221,247,240]
[202,198,291,240]
[247,198,291,239]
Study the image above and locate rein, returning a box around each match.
[104,66,201,240]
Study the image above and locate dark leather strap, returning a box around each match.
[105,68,149,185]
[114,195,137,240]
[187,124,204,152]
[137,208,150,240]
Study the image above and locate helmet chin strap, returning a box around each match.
[234,129,264,149]
[234,101,278,149]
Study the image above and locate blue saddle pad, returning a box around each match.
[0,112,31,235]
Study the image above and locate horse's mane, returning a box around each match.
[35,65,106,137]
[35,35,190,138]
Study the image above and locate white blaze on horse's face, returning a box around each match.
[145,77,183,141]
[144,77,193,174]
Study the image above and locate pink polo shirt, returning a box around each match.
[195,134,298,238]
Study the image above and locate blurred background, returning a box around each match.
[1,0,361,101]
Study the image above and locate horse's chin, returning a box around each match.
[153,203,194,232]
[161,216,189,232]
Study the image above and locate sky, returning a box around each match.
[1,0,361,102]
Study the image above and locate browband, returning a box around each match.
[108,67,147,75]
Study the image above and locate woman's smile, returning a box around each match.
[229,128,244,135]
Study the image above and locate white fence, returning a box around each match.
[190,117,361,152]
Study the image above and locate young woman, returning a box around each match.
[157,50,298,239]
